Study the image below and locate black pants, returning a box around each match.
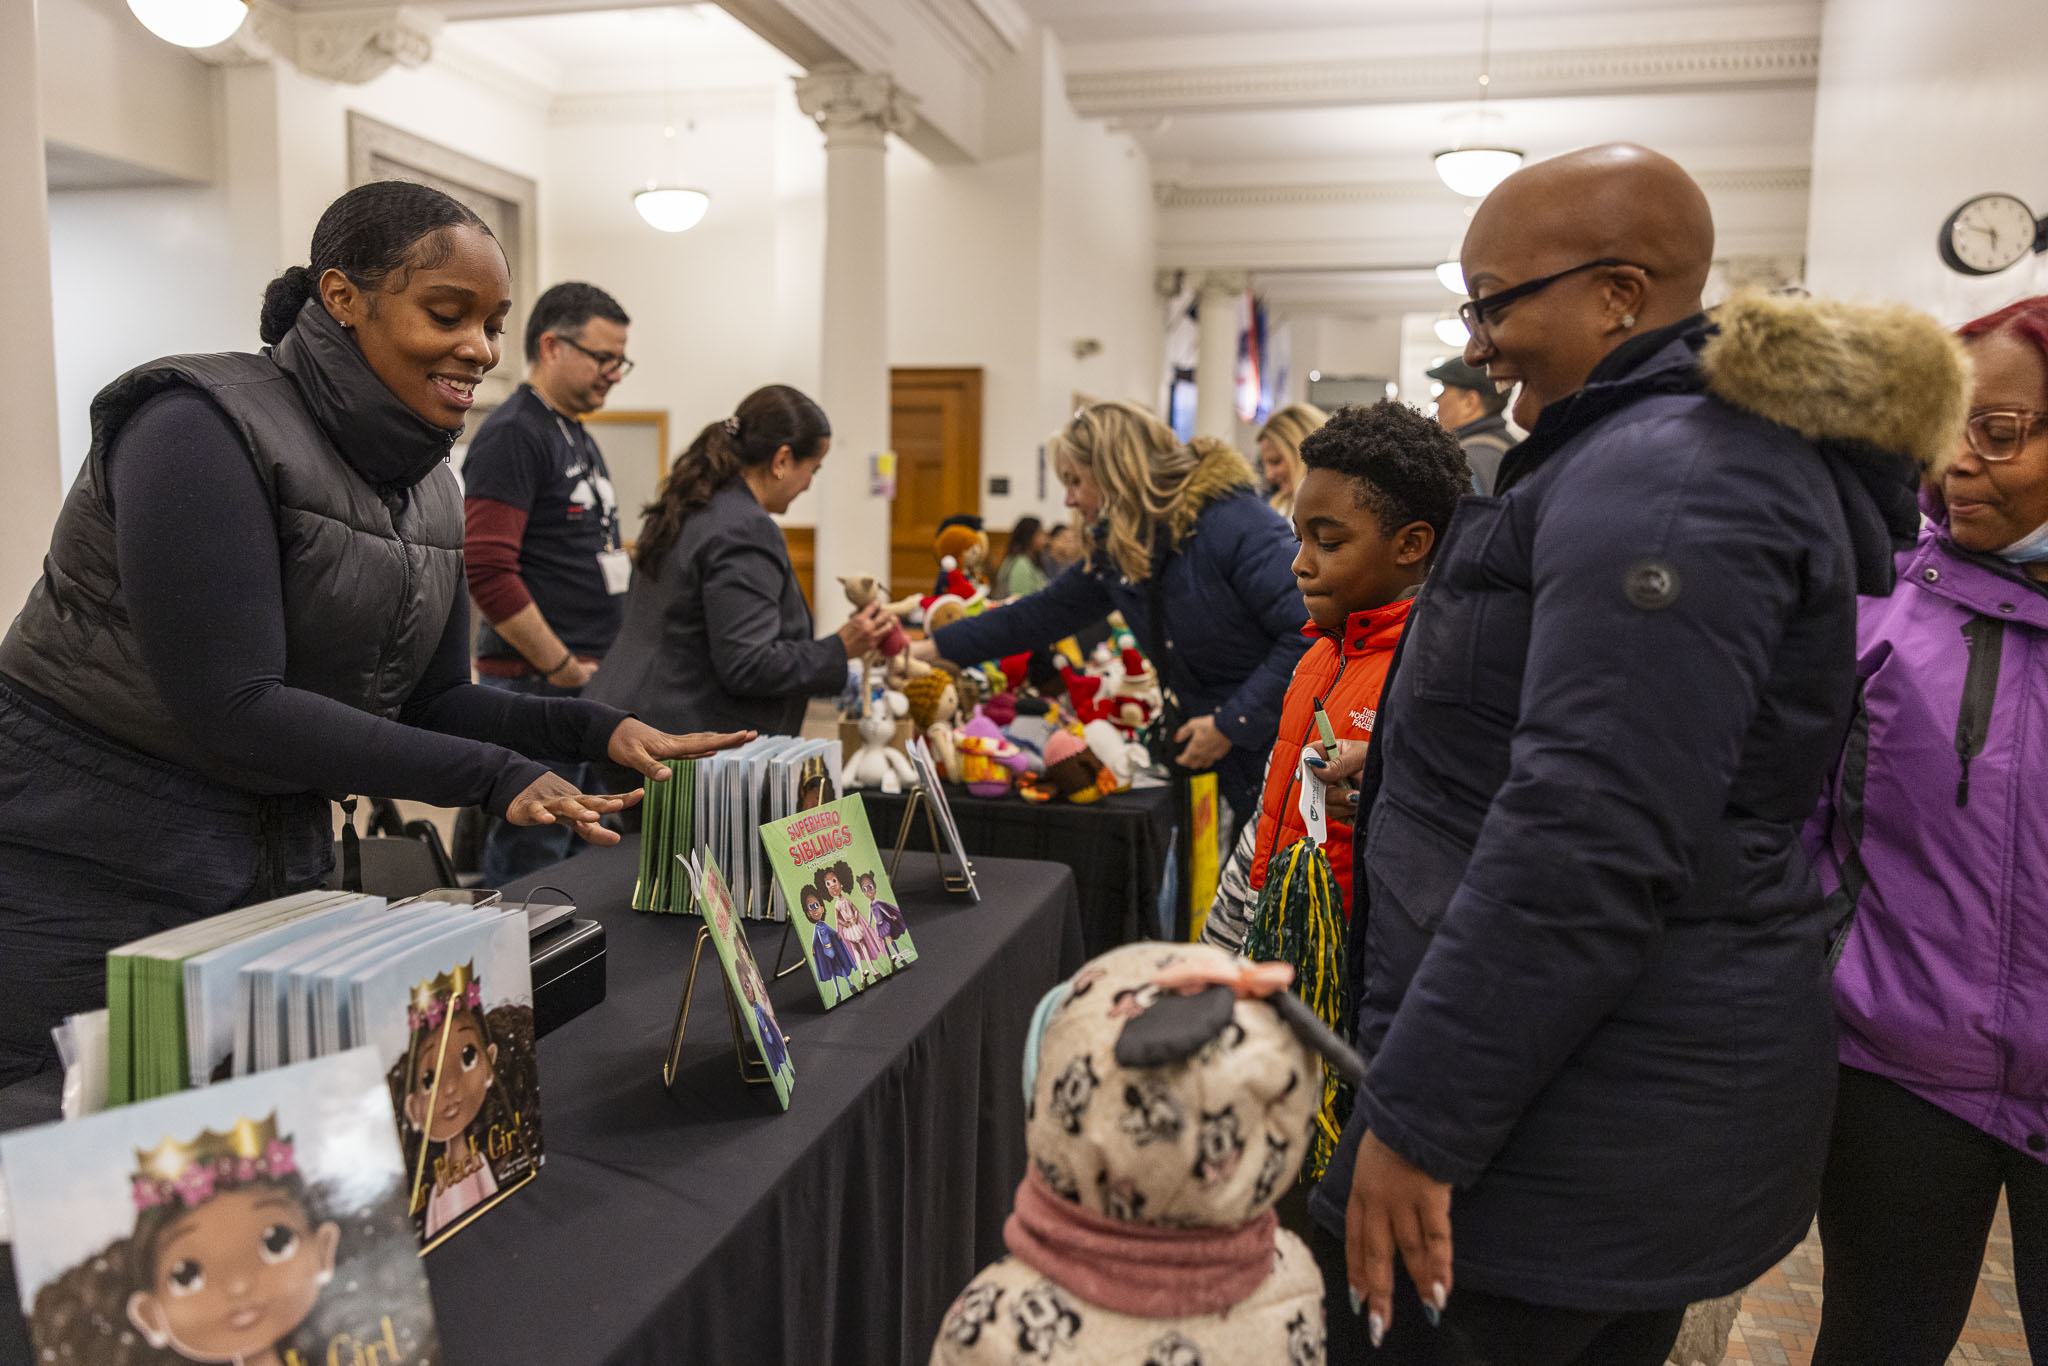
[0,679,332,1084]
[1298,1210,1683,1365]
[1812,1064,2048,1365]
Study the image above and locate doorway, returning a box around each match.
[889,367,983,600]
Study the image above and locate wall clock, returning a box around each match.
[1939,193,2046,276]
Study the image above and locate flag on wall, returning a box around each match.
[1235,287,1265,425]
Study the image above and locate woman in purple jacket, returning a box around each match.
[1808,295,2048,1364]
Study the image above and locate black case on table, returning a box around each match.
[532,917,605,1038]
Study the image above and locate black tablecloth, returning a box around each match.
[0,837,1084,1366]
[863,782,1176,958]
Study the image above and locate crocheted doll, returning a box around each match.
[932,942,1361,1366]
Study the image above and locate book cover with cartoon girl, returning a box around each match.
[691,854,795,1109]
[353,915,540,1250]
[761,795,917,1009]
[0,1047,441,1366]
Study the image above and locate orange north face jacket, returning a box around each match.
[1247,596,1413,906]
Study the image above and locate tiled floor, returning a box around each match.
[1721,1198,2028,1365]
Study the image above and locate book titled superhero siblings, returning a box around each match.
[760,795,917,1008]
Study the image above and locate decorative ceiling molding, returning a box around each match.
[1156,166,1811,211]
[1069,35,1819,118]
[1159,228,1812,273]
[429,34,555,107]
[909,0,1028,72]
[795,64,920,148]
[195,2,439,84]
[548,87,778,128]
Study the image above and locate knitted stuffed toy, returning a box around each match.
[932,942,1354,1366]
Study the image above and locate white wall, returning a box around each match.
[886,145,1044,521]
[543,89,826,528]
[1032,33,1159,508]
[4,0,65,620]
[38,0,215,183]
[46,185,250,484]
[1805,0,2048,322]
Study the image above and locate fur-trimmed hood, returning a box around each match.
[1702,291,1970,478]
[1164,440,1261,546]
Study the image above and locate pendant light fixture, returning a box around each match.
[634,27,711,233]
[1434,316,1472,348]
[1433,0,1522,199]
[127,0,248,48]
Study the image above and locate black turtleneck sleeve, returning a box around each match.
[105,388,628,815]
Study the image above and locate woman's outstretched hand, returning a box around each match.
[504,771,639,846]
[607,718,756,781]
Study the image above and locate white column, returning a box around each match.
[1193,270,1246,443]
[794,65,917,630]
[0,0,65,619]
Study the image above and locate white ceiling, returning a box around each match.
[1025,0,1815,45]
[1142,87,1815,174]
[441,4,799,94]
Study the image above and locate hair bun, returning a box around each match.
[258,264,316,345]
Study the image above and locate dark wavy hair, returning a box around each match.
[258,180,496,345]
[634,384,831,572]
[1300,400,1471,561]
[26,1170,438,1366]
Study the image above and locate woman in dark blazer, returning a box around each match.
[589,385,891,735]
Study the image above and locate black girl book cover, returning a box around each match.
[354,914,540,1251]
[0,1047,441,1366]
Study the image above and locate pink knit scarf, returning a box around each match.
[1003,1166,1280,1319]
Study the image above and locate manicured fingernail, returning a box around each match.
[1305,756,1327,768]
[1422,1302,1440,1328]
[1345,792,1360,804]
[1431,1282,1448,1312]
[1368,1311,1385,1347]
[1348,1286,1363,1316]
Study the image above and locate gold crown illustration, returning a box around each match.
[132,1114,294,1210]
[410,961,477,1016]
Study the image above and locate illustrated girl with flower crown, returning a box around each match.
[27,1115,340,1366]
[386,962,539,1242]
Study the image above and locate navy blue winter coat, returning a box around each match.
[931,447,1309,820]
[1310,299,1955,1311]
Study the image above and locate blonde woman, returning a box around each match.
[913,401,1307,820]
[1257,402,1327,520]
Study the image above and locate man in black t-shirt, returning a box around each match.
[463,282,632,884]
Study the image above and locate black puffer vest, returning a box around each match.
[0,305,464,794]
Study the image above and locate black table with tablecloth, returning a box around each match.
[862,782,1177,958]
[0,836,1084,1366]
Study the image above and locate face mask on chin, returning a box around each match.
[1996,516,2048,563]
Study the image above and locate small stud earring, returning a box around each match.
[1619,314,1636,330]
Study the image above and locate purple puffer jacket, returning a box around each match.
[1807,523,2048,1161]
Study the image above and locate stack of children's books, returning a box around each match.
[633,737,843,921]
[95,890,544,1251]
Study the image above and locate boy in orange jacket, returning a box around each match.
[1204,401,1470,950]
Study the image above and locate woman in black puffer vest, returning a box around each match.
[0,181,745,1083]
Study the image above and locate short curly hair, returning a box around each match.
[1299,401,1470,554]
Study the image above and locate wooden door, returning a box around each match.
[889,368,983,600]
